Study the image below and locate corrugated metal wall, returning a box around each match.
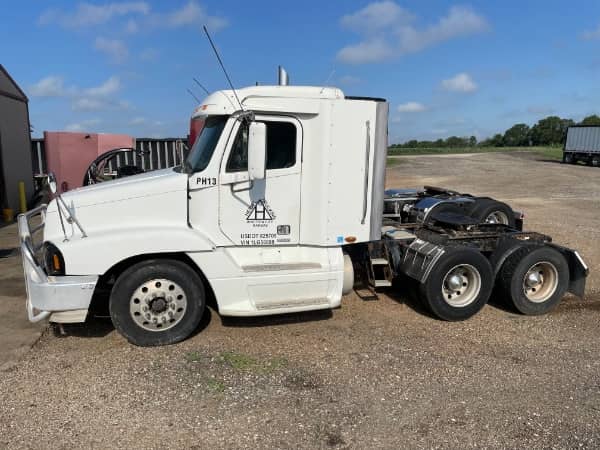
[565,127,600,153]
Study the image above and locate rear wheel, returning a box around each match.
[563,153,573,164]
[471,199,516,227]
[110,259,206,346]
[591,155,600,167]
[419,247,493,321]
[499,246,569,315]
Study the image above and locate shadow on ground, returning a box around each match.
[220,309,333,328]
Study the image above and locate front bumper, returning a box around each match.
[18,205,98,323]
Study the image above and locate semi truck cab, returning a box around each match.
[19,85,388,345]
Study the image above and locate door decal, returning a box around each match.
[245,199,276,222]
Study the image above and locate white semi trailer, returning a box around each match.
[18,82,588,346]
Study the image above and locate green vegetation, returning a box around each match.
[205,377,226,393]
[390,114,600,151]
[185,351,202,362]
[218,351,288,373]
[388,146,563,160]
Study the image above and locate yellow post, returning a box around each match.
[18,181,27,214]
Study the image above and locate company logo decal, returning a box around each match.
[245,199,276,222]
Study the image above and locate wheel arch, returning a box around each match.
[90,251,219,315]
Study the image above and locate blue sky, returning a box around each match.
[2,0,600,143]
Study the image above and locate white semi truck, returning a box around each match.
[18,81,588,346]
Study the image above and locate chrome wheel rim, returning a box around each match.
[485,210,510,225]
[442,264,481,307]
[522,261,558,303]
[129,278,187,332]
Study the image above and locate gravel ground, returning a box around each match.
[1,152,599,449]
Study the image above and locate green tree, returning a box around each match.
[503,123,530,146]
[468,136,477,146]
[530,116,574,146]
[580,115,600,126]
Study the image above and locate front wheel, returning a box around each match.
[419,247,493,321]
[499,246,569,315]
[109,259,206,346]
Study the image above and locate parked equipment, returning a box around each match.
[563,126,600,166]
[18,74,588,347]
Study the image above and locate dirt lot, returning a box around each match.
[1,152,599,449]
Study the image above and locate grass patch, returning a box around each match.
[185,351,202,363]
[205,377,226,393]
[386,157,404,166]
[387,146,563,160]
[218,351,288,373]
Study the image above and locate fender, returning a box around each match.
[56,226,215,276]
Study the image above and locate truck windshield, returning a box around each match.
[185,115,228,173]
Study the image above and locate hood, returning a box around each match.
[43,168,190,242]
[60,168,188,208]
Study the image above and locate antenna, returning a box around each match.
[186,88,201,103]
[203,25,244,111]
[320,68,336,94]
[192,78,210,95]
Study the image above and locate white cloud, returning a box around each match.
[397,101,426,113]
[65,118,102,132]
[337,3,489,64]
[72,98,107,111]
[441,73,478,93]
[84,76,121,97]
[581,24,600,40]
[341,1,414,33]
[29,74,127,112]
[339,75,361,85]
[29,76,68,97]
[94,37,129,63]
[337,38,395,64]
[129,117,146,125]
[39,2,150,28]
[154,1,227,31]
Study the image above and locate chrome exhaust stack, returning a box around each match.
[278,66,289,86]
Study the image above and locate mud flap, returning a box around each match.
[551,244,589,298]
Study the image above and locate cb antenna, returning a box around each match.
[193,77,210,95]
[203,25,244,111]
[186,88,201,103]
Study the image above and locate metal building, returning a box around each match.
[564,126,600,166]
[0,65,34,213]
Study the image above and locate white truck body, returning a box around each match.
[18,81,587,346]
[19,85,388,322]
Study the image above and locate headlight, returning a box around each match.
[42,242,65,276]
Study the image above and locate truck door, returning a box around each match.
[218,115,302,246]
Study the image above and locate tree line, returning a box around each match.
[390,114,600,149]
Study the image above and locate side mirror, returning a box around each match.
[47,172,57,194]
[248,122,266,180]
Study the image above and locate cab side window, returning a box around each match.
[226,121,297,172]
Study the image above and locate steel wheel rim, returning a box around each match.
[522,261,558,303]
[129,278,187,332]
[442,264,482,307]
[485,210,509,225]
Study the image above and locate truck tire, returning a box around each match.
[563,153,573,164]
[499,246,569,315]
[470,199,516,227]
[591,155,600,167]
[419,247,493,321]
[109,259,206,346]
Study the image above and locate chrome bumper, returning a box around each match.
[17,205,98,323]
